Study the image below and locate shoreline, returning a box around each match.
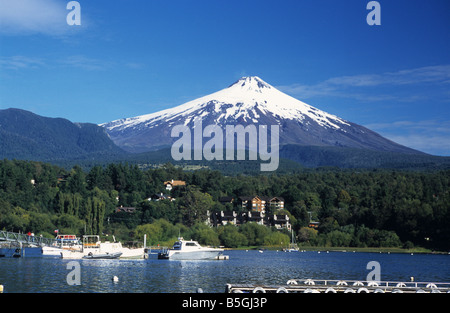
[229,246,449,254]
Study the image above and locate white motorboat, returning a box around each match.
[158,237,223,260]
[41,235,82,257]
[60,235,145,259]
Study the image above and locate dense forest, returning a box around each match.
[0,159,449,251]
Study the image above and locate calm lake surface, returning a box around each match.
[0,249,449,293]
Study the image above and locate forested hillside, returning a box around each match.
[0,108,125,161]
[0,159,448,250]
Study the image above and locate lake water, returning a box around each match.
[0,249,449,293]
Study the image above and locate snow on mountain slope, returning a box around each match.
[101,76,422,155]
[104,76,348,132]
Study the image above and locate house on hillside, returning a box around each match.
[271,214,291,231]
[115,206,137,213]
[164,180,186,191]
[57,174,69,184]
[149,193,175,201]
[206,210,291,230]
[218,196,234,204]
[239,196,266,213]
[267,197,285,211]
[220,211,238,226]
[247,211,265,225]
[238,196,285,213]
[207,211,240,227]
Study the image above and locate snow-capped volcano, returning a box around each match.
[101,76,421,155]
[105,76,347,131]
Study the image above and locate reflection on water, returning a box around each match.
[0,250,449,293]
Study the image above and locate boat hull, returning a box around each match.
[42,246,82,257]
[117,248,145,259]
[167,250,223,260]
[60,246,145,259]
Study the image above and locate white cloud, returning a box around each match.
[58,55,112,71]
[277,65,450,101]
[0,0,70,35]
[0,55,45,70]
[326,65,450,87]
[366,120,450,156]
[125,62,146,70]
[384,134,450,156]
[277,66,450,155]
[0,54,110,71]
[0,54,146,72]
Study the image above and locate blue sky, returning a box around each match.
[0,0,449,155]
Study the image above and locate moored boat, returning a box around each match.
[83,251,122,259]
[41,235,82,257]
[61,235,145,259]
[283,229,299,252]
[158,237,223,260]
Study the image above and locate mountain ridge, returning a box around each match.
[0,107,448,172]
[102,76,424,156]
[0,108,126,162]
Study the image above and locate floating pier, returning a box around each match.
[0,230,56,247]
[226,279,450,293]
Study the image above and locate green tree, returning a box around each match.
[324,230,352,247]
[180,186,214,227]
[29,212,54,234]
[289,201,309,228]
[263,232,290,246]
[337,189,351,206]
[190,223,220,246]
[54,214,84,234]
[239,222,271,246]
[65,166,86,195]
[298,227,318,244]
[218,225,248,248]
[134,219,179,245]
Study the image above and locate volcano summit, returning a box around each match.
[102,76,421,159]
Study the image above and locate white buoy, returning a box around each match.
[112,276,119,282]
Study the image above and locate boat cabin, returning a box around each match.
[172,238,202,251]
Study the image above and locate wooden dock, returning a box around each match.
[226,279,450,293]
